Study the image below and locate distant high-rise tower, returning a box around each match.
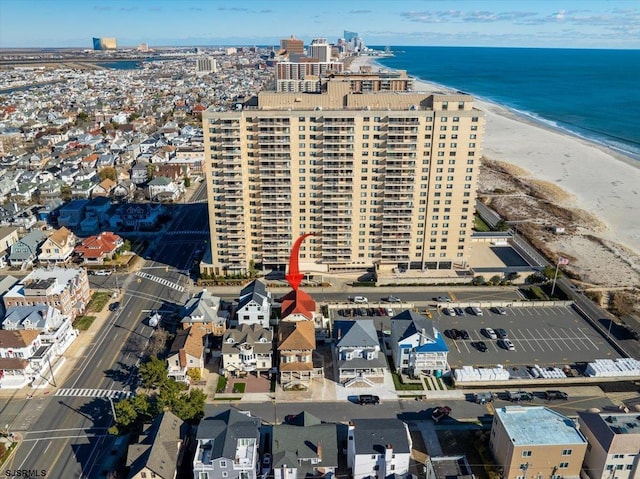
[279,35,304,56]
[344,30,358,42]
[308,38,331,62]
[92,37,117,50]
[196,57,218,75]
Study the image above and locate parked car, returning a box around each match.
[435,296,451,302]
[353,296,368,304]
[499,339,515,350]
[358,394,380,405]
[454,307,465,316]
[482,328,498,340]
[446,329,461,340]
[474,392,494,404]
[459,330,470,340]
[493,306,507,315]
[444,307,456,316]
[471,307,483,316]
[507,391,534,402]
[545,390,569,400]
[473,341,488,352]
[92,269,112,276]
[431,406,452,422]
[262,453,272,475]
[385,295,402,303]
[108,301,120,312]
[496,328,508,339]
[386,307,394,317]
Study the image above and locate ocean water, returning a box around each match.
[375,47,640,160]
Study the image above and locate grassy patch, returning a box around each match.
[74,315,96,331]
[216,376,228,393]
[474,215,491,232]
[86,291,111,313]
[232,382,246,393]
[391,373,424,391]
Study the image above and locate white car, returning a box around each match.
[444,307,456,316]
[353,296,368,304]
[93,269,112,276]
[483,328,498,340]
[500,339,516,351]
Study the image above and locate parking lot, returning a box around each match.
[435,305,622,368]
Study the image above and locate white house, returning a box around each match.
[0,329,50,388]
[333,319,387,387]
[236,279,271,328]
[347,418,412,479]
[221,324,273,378]
[390,310,449,377]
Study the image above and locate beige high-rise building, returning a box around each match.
[202,80,484,276]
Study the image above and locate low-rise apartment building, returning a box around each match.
[490,406,587,479]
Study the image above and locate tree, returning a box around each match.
[138,356,167,389]
[146,163,157,180]
[98,166,118,181]
[184,177,191,188]
[495,220,510,231]
[61,185,72,202]
[113,394,153,432]
[172,388,207,422]
[489,275,503,286]
[542,265,557,282]
[472,276,486,286]
[186,368,201,382]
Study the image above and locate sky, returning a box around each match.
[1,0,639,49]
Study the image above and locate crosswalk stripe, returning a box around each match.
[54,388,133,399]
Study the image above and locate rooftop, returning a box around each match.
[494,406,586,446]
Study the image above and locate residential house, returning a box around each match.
[91,178,116,197]
[425,456,475,479]
[2,267,90,320]
[577,410,640,479]
[0,226,19,267]
[74,232,123,264]
[57,199,89,229]
[38,179,64,202]
[8,230,47,268]
[390,310,449,377]
[221,324,273,378]
[0,202,23,226]
[193,408,261,479]
[490,406,588,479]
[38,227,76,265]
[11,182,38,202]
[272,412,338,479]
[146,176,183,202]
[181,289,228,336]
[131,161,150,185]
[236,280,271,329]
[333,320,387,387]
[166,328,205,384]
[0,329,43,388]
[278,319,321,388]
[116,203,163,229]
[126,411,186,479]
[71,179,97,199]
[1,305,78,356]
[347,418,412,479]
[111,179,136,202]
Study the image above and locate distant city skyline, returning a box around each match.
[1,0,639,49]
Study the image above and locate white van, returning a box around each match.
[353,296,368,304]
[472,307,483,316]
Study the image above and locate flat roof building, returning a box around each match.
[490,406,587,479]
[202,79,484,276]
[577,410,640,479]
[92,37,117,50]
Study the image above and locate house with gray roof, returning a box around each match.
[181,289,228,337]
[347,418,412,479]
[221,324,273,378]
[8,230,46,268]
[272,411,338,479]
[126,411,186,479]
[236,280,271,329]
[390,310,449,378]
[334,319,387,387]
[147,176,182,202]
[193,408,261,479]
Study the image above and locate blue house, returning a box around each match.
[390,310,449,377]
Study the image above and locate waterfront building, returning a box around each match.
[202,79,484,276]
[490,406,587,479]
[279,35,304,56]
[92,37,117,50]
[308,38,332,63]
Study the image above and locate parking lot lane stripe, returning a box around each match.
[578,328,600,350]
[523,328,544,352]
[542,327,562,351]
[555,328,574,351]
[531,329,549,352]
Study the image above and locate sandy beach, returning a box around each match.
[347,55,640,289]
